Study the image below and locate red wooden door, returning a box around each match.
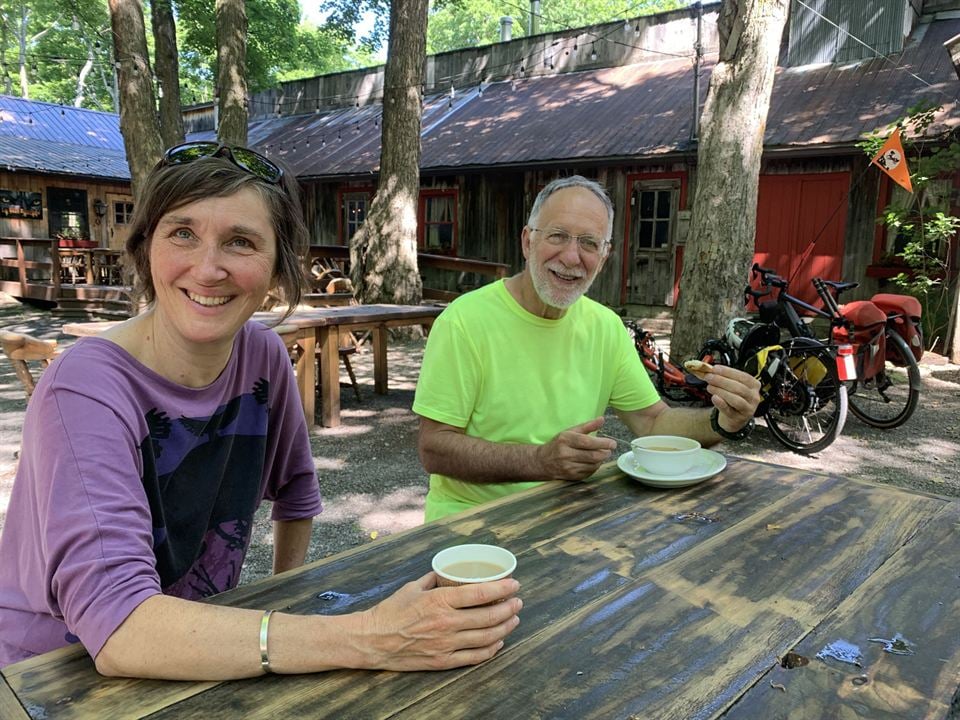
[753,172,849,309]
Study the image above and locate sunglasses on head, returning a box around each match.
[162,142,284,185]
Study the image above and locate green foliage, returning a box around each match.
[858,103,960,350]
[0,0,116,109]
[322,0,685,54]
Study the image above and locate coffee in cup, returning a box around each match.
[431,544,517,587]
[630,435,701,475]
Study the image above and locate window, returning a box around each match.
[419,190,457,254]
[342,192,369,243]
[633,187,673,250]
[114,201,134,225]
[47,187,89,241]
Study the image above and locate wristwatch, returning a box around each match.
[710,407,754,441]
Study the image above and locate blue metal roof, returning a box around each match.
[0,95,129,179]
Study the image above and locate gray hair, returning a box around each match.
[527,175,614,244]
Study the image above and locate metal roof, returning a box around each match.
[0,95,129,179]
[3,16,957,183]
[242,16,960,179]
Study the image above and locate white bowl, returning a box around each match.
[630,435,701,475]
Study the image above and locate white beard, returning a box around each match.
[528,259,596,309]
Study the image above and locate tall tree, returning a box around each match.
[151,0,185,148]
[216,0,248,145]
[670,0,790,360]
[108,0,164,198]
[349,0,428,304]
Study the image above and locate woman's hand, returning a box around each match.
[356,572,522,671]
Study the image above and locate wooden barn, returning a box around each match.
[3,0,957,317]
[183,0,960,310]
[0,97,133,315]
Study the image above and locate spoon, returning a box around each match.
[596,431,632,450]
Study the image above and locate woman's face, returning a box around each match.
[148,188,277,348]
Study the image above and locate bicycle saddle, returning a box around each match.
[821,279,859,293]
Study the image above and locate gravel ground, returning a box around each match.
[0,293,957,588]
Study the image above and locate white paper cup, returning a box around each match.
[432,544,517,587]
[630,435,701,475]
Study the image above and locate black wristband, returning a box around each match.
[710,407,754,441]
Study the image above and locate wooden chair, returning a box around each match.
[273,324,362,402]
[0,330,58,401]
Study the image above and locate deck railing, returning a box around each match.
[308,245,510,302]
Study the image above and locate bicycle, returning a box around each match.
[749,263,922,430]
[626,309,849,455]
[624,320,713,405]
[699,266,852,455]
[811,277,922,429]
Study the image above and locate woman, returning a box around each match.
[0,143,521,678]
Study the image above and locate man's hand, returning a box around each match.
[358,573,523,671]
[704,365,762,432]
[535,417,617,481]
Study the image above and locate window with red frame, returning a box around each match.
[419,190,457,255]
[341,191,370,244]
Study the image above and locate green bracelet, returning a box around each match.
[259,609,275,674]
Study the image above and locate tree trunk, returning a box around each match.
[670,0,790,361]
[18,6,28,98]
[947,260,960,363]
[216,0,248,147]
[349,0,428,306]
[108,0,163,199]
[74,53,93,107]
[151,0,185,149]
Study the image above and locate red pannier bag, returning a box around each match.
[833,300,887,379]
[870,293,923,364]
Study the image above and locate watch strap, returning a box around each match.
[710,407,754,441]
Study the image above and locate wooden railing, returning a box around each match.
[308,245,510,303]
[0,237,62,302]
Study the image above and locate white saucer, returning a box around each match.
[617,449,727,488]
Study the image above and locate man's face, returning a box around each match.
[522,186,610,310]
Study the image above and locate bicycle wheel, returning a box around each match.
[848,330,921,429]
[763,337,848,454]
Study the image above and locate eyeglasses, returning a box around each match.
[162,142,284,185]
[530,227,607,256]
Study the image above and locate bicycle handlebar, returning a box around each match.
[751,262,787,289]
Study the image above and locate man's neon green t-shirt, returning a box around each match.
[412,280,659,521]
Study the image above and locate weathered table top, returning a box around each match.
[62,303,444,338]
[4,456,959,719]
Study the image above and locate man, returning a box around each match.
[413,176,761,521]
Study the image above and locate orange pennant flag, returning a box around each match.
[871,128,913,193]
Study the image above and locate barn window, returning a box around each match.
[113,201,134,225]
[342,192,369,243]
[419,189,458,255]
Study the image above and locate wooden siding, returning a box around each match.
[754,172,850,307]
[295,158,909,310]
[787,0,910,66]
[0,171,131,247]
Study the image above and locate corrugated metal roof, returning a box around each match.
[0,135,130,180]
[220,16,959,179]
[3,16,957,182]
[0,95,129,179]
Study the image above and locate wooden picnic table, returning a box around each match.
[3,456,958,719]
[62,303,443,429]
